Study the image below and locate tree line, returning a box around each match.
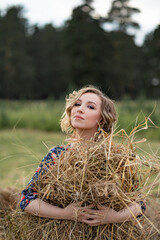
[0,0,159,100]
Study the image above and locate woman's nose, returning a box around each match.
[77,105,84,113]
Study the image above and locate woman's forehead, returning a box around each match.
[78,92,101,103]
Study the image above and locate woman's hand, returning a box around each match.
[63,202,94,221]
[78,205,119,226]
[78,203,142,226]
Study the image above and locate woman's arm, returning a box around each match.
[25,199,143,225]
[25,199,68,219]
[24,198,94,221]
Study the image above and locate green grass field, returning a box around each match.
[0,100,64,131]
[0,129,65,188]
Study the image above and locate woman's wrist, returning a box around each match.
[62,204,78,221]
[107,209,126,223]
[117,203,142,222]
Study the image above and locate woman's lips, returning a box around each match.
[74,115,84,120]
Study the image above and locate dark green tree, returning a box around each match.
[83,0,93,4]
[0,11,4,98]
[103,0,142,99]
[64,2,114,95]
[142,25,160,98]
[107,0,140,32]
[0,6,34,99]
[109,32,143,98]
[27,24,68,99]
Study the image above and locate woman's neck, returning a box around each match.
[75,129,96,140]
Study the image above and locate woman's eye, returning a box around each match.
[88,105,94,110]
[74,103,81,106]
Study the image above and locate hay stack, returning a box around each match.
[0,188,21,239]
[3,131,160,240]
[0,188,20,211]
[38,134,141,209]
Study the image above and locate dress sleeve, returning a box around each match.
[137,200,146,218]
[134,183,146,218]
[20,146,65,211]
[132,166,146,218]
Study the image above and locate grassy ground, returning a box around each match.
[0,129,65,188]
[0,129,159,190]
[117,99,160,140]
[0,100,64,131]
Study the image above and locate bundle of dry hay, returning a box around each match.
[0,187,21,239]
[0,188,20,211]
[38,134,141,209]
[3,127,160,240]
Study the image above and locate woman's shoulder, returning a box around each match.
[49,145,68,154]
[34,145,69,175]
[47,145,69,159]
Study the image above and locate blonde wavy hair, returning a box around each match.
[60,85,117,134]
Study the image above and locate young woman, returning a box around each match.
[20,86,145,226]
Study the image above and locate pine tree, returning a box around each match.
[142,25,160,98]
[64,1,113,94]
[27,24,68,99]
[0,6,34,99]
[107,0,140,32]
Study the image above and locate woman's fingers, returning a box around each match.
[81,209,103,216]
[85,204,95,208]
[77,207,109,226]
[79,212,96,219]
[77,204,96,216]
[69,204,107,225]
[79,204,95,211]
[97,204,107,210]
[81,218,100,226]
[71,201,83,207]
[78,210,103,220]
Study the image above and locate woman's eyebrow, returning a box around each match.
[87,101,97,106]
[78,99,97,106]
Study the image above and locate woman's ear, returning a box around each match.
[100,118,103,124]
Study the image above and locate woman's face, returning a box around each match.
[70,92,102,139]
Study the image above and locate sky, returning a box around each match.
[0,0,160,46]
